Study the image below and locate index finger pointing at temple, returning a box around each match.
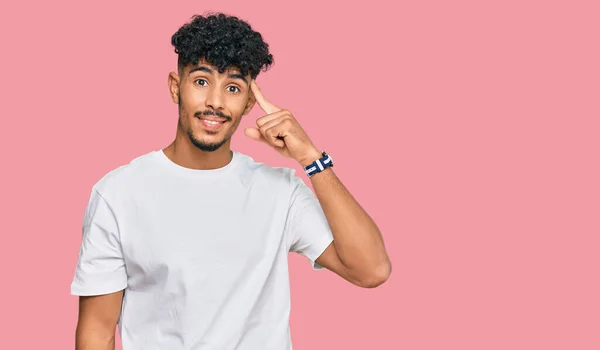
[251,80,281,115]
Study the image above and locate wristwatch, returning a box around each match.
[304,151,333,177]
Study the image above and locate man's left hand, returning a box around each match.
[245,80,322,167]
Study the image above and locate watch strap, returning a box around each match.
[304,152,333,177]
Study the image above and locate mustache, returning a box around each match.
[195,110,232,121]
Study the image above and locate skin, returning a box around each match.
[162,58,257,170]
[76,292,123,350]
[248,83,392,288]
[76,59,391,349]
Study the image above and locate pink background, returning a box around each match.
[1,0,599,349]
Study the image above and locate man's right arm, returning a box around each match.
[75,290,124,350]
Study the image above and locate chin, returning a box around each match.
[188,131,229,152]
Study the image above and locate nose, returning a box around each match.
[205,88,225,110]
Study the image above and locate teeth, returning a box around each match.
[204,120,219,125]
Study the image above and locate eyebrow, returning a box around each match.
[188,65,248,85]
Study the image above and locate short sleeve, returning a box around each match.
[70,188,128,296]
[286,172,334,270]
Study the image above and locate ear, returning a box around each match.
[168,71,180,104]
[242,86,257,115]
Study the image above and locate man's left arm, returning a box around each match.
[301,153,391,288]
[246,81,392,288]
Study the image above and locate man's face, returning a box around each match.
[169,60,255,152]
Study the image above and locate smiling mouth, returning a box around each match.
[200,118,224,125]
[196,115,228,131]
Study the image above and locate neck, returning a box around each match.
[163,133,233,170]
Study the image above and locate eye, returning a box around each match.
[195,79,208,86]
[227,86,240,93]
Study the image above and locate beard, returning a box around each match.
[178,99,237,152]
[187,128,229,152]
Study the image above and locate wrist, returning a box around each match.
[298,149,323,167]
[302,150,334,178]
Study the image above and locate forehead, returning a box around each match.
[186,59,241,75]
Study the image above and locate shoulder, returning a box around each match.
[91,150,160,198]
[234,151,306,191]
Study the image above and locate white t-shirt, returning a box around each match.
[70,149,334,349]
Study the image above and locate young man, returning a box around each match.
[71,13,391,350]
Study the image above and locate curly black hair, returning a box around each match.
[171,13,274,79]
